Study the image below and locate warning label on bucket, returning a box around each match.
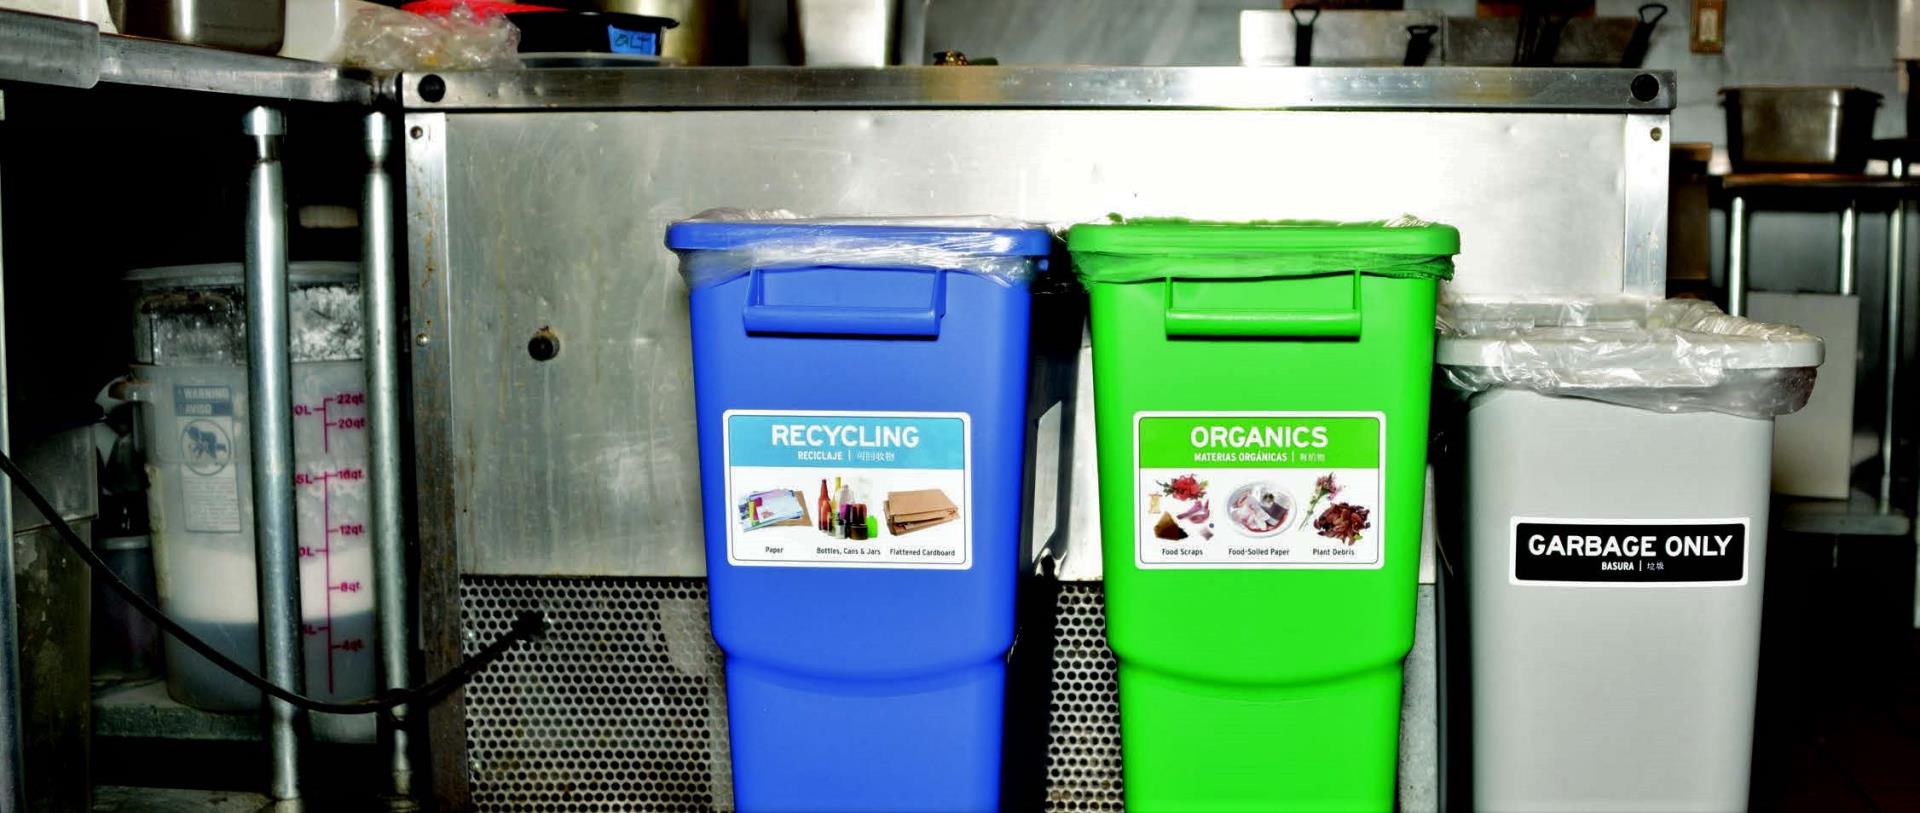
[1510,518,1749,586]
[1133,412,1385,570]
[176,385,241,534]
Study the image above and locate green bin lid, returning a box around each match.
[1067,218,1460,283]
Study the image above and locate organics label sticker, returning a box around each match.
[1133,412,1385,570]
[723,410,972,570]
[1510,518,1749,586]
[176,385,241,534]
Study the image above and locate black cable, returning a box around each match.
[0,448,545,715]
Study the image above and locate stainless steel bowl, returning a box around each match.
[1722,86,1882,173]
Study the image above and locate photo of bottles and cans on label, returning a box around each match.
[1133,412,1385,570]
[723,410,972,570]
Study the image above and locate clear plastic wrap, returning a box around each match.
[669,209,1050,291]
[1436,298,1824,419]
[1068,215,1458,284]
[340,2,522,71]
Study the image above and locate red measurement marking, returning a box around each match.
[291,392,367,453]
[298,546,319,558]
[294,473,315,486]
[302,623,329,636]
[335,468,365,481]
[323,482,334,692]
[332,581,363,593]
[333,639,366,653]
[336,523,365,536]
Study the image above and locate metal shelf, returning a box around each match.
[0,10,373,104]
[1779,491,1912,537]
[93,680,257,742]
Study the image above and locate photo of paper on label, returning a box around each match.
[724,410,972,569]
[1134,412,1385,570]
[1511,518,1749,585]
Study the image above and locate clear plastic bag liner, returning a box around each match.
[341,3,522,71]
[1436,298,1824,419]
[1071,251,1455,284]
[1068,216,1458,284]
[669,209,1048,291]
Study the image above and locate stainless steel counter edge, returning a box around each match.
[0,10,374,104]
[399,66,1675,112]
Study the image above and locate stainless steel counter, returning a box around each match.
[400,65,1672,111]
[403,72,1672,582]
[0,10,373,103]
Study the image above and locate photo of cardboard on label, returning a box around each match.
[1133,412,1386,570]
[724,411,973,570]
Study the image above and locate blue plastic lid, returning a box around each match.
[666,220,1053,257]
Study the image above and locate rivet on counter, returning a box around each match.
[528,327,561,362]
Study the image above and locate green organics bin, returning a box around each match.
[1067,219,1458,812]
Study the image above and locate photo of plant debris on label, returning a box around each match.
[1134,413,1383,570]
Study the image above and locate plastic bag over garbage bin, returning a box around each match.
[1436,298,1824,419]
[666,209,1049,291]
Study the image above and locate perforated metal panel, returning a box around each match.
[458,577,1125,812]
[1045,583,1125,812]
[460,576,734,812]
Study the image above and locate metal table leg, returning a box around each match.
[243,106,306,803]
[362,111,414,800]
[1728,194,1750,316]
[1884,158,1906,515]
[1840,201,1859,295]
[0,87,26,813]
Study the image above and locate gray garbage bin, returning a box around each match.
[1438,299,1822,812]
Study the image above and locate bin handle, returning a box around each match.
[741,268,946,337]
[1161,272,1363,339]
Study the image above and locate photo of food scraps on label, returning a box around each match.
[1151,471,1373,546]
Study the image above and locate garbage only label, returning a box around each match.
[1133,412,1385,570]
[1510,518,1749,586]
[723,410,972,570]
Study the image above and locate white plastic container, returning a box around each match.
[280,0,380,62]
[0,0,115,31]
[127,263,375,742]
[1439,299,1821,812]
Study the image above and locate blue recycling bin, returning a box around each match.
[667,218,1053,812]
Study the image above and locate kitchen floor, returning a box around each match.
[1756,532,1920,813]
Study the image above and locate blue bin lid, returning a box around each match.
[666,219,1053,257]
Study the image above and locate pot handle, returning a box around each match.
[1161,272,1362,339]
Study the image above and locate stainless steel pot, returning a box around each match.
[1722,86,1883,173]
[116,0,286,55]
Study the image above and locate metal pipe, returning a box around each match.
[0,88,26,813]
[1840,201,1859,295]
[1728,195,1749,317]
[243,105,306,801]
[1884,158,1907,514]
[362,110,414,799]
